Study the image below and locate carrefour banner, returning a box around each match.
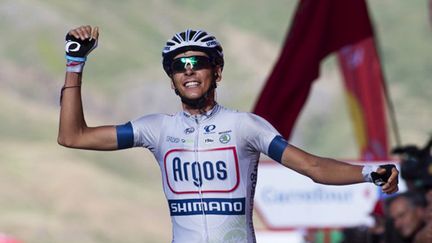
[254,161,396,229]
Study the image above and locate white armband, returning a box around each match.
[362,164,379,183]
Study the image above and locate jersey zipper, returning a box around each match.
[193,115,210,242]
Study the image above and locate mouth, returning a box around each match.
[184,80,201,88]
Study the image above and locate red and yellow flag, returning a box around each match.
[253,0,389,159]
[337,38,389,160]
[253,0,373,139]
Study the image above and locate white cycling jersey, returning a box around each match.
[116,104,289,243]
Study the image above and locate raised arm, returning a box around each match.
[58,25,118,150]
[280,144,399,194]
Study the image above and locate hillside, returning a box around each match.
[0,0,431,242]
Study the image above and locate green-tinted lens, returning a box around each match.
[171,56,211,73]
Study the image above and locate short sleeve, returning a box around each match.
[238,113,289,162]
[116,114,165,152]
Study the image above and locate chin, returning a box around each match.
[184,93,203,99]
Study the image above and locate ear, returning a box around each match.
[170,76,176,90]
[213,66,222,83]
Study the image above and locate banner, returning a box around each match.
[253,0,373,139]
[255,161,380,229]
[337,38,389,160]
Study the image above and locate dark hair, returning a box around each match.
[385,191,427,210]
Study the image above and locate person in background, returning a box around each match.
[412,184,432,243]
[386,192,427,243]
[390,136,432,243]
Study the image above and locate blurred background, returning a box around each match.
[0,0,430,242]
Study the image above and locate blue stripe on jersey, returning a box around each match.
[168,198,245,216]
[268,135,289,163]
[116,122,134,149]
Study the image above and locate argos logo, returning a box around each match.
[164,147,239,194]
[172,158,227,187]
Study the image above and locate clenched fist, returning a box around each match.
[64,25,99,73]
[65,25,99,62]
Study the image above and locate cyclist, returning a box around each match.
[58,25,399,243]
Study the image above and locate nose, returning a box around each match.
[184,65,195,75]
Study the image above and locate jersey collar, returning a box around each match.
[182,103,221,122]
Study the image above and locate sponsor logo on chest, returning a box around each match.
[166,125,234,146]
[164,147,240,194]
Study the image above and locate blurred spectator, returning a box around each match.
[412,185,432,243]
[422,186,432,223]
[413,221,432,243]
[389,136,432,242]
[385,191,427,243]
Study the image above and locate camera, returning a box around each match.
[392,136,432,190]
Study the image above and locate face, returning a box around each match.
[389,197,424,238]
[170,51,221,101]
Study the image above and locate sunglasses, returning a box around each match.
[171,56,212,73]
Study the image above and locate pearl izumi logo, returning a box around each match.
[204,124,216,133]
[65,41,81,53]
[164,147,240,194]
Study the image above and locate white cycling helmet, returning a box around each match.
[162,29,224,75]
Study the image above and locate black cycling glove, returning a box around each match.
[65,33,97,62]
[363,164,396,186]
[65,33,97,73]
[371,164,395,186]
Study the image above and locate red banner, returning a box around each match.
[337,38,389,160]
[253,0,373,139]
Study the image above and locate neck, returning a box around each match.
[182,93,216,115]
